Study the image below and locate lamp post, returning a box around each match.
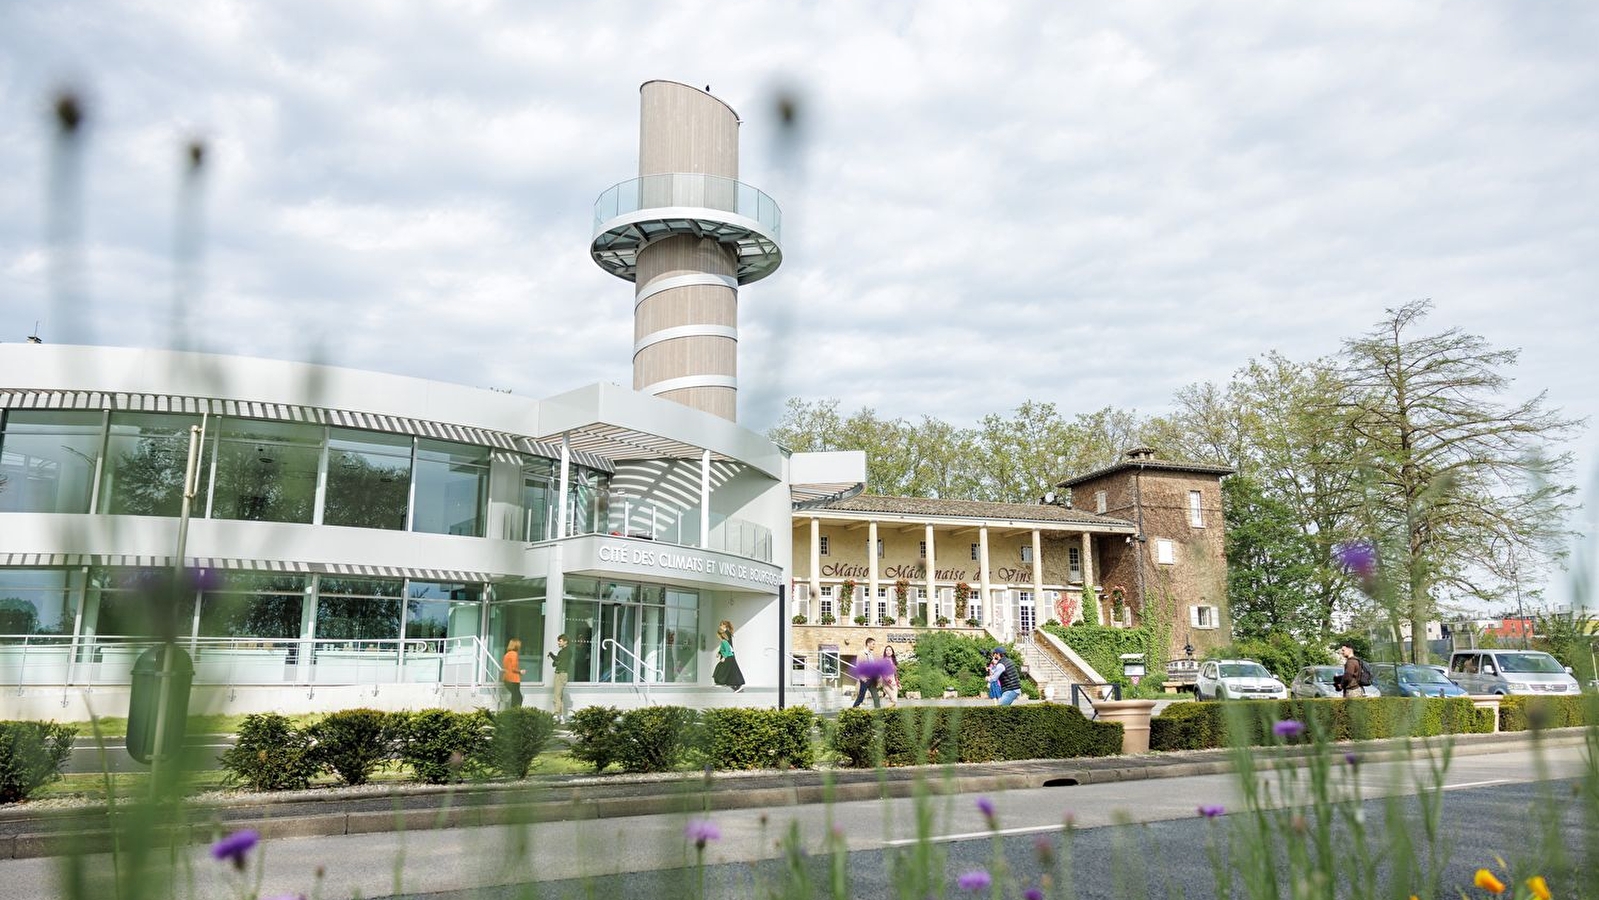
[1491,536,1530,650]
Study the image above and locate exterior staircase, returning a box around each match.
[1016,632,1086,702]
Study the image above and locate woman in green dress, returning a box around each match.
[713,619,745,693]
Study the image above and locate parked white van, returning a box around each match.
[1447,650,1582,695]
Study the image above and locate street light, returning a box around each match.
[1490,535,1530,650]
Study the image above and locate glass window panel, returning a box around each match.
[0,411,104,513]
[315,577,403,641]
[520,456,556,541]
[324,429,412,530]
[101,413,210,517]
[412,439,489,537]
[211,419,322,524]
[198,573,306,639]
[404,581,481,640]
[0,568,79,639]
[88,567,196,640]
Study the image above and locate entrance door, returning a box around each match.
[1016,590,1036,637]
[598,602,639,683]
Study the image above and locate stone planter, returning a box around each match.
[1091,698,1159,754]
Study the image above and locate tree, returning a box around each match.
[1338,300,1581,662]
[1223,475,1321,640]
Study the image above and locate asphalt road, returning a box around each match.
[5,740,1592,900]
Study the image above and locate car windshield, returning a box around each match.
[1311,666,1340,683]
[1399,665,1450,684]
[1222,663,1270,678]
[1496,653,1566,674]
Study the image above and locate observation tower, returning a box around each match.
[590,80,783,423]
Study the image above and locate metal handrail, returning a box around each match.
[599,638,660,705]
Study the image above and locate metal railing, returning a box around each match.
[2,634,492,689]
[599,638,661,705]
[593,173,782,240]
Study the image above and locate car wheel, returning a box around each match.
[1216,686,1228,701]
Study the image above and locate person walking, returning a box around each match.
[714,620,745,693]
[851,637,883,708]
[988,647,1021,706]
[547,633,571,722]
[1337,643,1368,698]
[501,638,523,709]
[881,644,901,707]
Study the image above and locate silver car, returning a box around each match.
[1448,650,1581,696]
[1290,665,1344,699]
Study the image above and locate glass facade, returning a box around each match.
[198,572,307,640]
[562,576,698,684]
[316,577,404,641]
[0,568,80,639]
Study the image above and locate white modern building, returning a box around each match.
[0,81,848,720]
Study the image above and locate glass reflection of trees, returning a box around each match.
[101,413,208,517]
[325,430,412,529]
[211,420,320,523]
[0,569,81,640]
[198,573,305,640]
[316,577,403,642]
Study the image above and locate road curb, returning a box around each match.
[3,728,1589,860]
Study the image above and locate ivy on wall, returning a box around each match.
[1042,621,1163,693]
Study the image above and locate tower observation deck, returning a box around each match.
[590,80,784,423]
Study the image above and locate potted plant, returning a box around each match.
[792,614,807,625]
[935,616,950,627]
[853,614,870,626]
[909,615,927,627]
[878,615,894,626]
[964,617,980,628]
[819,613,837,625]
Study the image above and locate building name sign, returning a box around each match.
[818,562,1039,583]
[596,543,783,588]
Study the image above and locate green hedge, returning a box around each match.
[700,706,816,771]
[219,712,320,791]
[1499,695,1599,732]
[306,708,400,786]
[829,703,1123,768]
[1149,697,1494,751]
[396,708,494,783]
[0,721,77,804]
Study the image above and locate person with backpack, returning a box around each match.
[1337,644,1372,698]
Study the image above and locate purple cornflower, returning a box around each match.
[1336,541,1377,577]
[855,656,896,681]
[976,796,996,824]
[1198,804,1225,819]
[1273,719,1305,739]
[1026,889,1046,900]
[210,829,259,870]
[684,818,721,849]
[956,870,992,891]
[1344,751,1360,769]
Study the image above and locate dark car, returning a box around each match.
[1369,662,1467,698]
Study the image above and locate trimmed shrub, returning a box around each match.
[830,703,1122,768]
[491,707,558,778]
[614,706,697,773]
[0,721,77,803]
[307,708,399,786]
[1500,695,1599,732]
[219,713,319,791]
[396,708,493,784]
[1148,697,1494,752]
[701,707,816,770]
[566,706,622,773]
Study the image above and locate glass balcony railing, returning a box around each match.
[593,498,774,563]
[593,173,782,241]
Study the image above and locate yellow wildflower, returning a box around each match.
[1525,876,1550,900]
[1473,869,1506,894]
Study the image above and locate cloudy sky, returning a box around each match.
[3,2,1596,571]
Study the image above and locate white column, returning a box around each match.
[700,449,712,549]
[978,525,991,626]
[867,520,880,622]
[557,435,572,538]
[809,517,822,620]
[1032,529,1046,630]
[923,523,937,623]
[1080,532,1095,624]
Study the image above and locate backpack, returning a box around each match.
[1356,658,1374,687]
